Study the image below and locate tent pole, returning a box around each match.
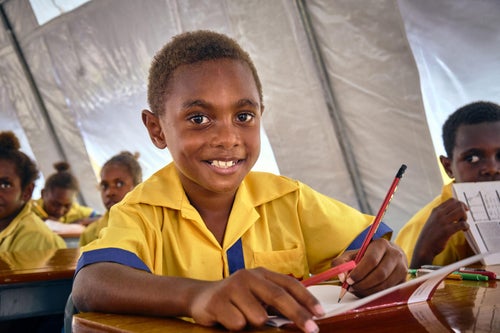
[0,3,87,205]
[295,0,372,214]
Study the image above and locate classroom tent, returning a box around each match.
[1,0,499,234]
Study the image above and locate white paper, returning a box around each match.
[452,181,500,265]
[45,219,86,233]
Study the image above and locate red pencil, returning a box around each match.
[301,260,356,287]
[338,164,407,302]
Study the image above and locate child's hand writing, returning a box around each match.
[189,267,324,333]
[331,238,407,298]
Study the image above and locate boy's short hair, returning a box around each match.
[442,101,500,157]
[147,30,263,115]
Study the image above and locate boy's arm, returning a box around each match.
[72,262,323,333]
[410,198,469,268]
[331,238,408,297]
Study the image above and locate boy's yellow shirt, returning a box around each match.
[79,163,376,280]
[395,182,474,266]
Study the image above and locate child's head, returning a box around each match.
[99,151,142,210]
[142,30,263,196]
[0,131,39,222]
[147,30,263,116]
[41,161,79,219]
[440,101,500,182]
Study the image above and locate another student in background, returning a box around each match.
[72,30,407,333]
[0,131,66,251]
[32,161,100,224]
[79,151,142,246]
[395,101,500,268]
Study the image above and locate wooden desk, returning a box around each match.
[46,220,86,248]
[72,279,498,333]
[58,231,82,248]
[0,248,79,320]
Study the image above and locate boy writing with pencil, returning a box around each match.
[395,101,500,268]
[72,30,407,333]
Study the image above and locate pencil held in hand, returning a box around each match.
[301,261,356,287]
[338,164,407,303]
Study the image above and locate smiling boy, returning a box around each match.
[395,101,500,268]
[72,30,407,333]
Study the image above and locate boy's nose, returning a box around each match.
[212,123,240,148]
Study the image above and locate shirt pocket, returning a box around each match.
[253,245,306,279]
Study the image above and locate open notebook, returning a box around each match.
[267,252,492,327]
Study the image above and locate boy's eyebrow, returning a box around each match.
[182,99,207,109]
[236,98,260,109]
[182,98,260,110]
[456,147,485,157]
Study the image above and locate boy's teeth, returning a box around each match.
[211,160,236,168]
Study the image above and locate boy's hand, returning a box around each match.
[411,198,469,268]
[189,267,323,333]
[331,238,407,297]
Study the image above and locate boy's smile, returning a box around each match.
[442,121,500,182]
[143,58,262,199]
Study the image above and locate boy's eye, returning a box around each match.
[116,181,125,188]
[189,114,209,125]
[466,155,480,163]
[0,182,12,189]
[236,112,254,123]
[99,183,109,191]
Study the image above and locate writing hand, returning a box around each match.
[189,267,324,333]
[331,238,407,298]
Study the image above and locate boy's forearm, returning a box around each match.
[72,262,202,318]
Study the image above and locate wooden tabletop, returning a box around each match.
[73,278,499,333]
[0,248,79,284]
[0,248,80,320]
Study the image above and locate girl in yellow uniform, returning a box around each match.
[32,161,99,224]
[0,131,66,251]
[79,151,142,246]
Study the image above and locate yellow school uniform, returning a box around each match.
[0,202,67,252]
[395,182,474,266]
[31,198,97,224]
[79,211,109,247]
[78,163,390,280]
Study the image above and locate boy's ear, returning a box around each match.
[142,110,167,149]
[22,183,35,202]
[439,155,454,179]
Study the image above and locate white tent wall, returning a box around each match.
[1,0,495,235]
[398,0,500,157]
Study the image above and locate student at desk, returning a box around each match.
[0,131,66,251]
[395,101,500,268]
[79,151,142,247]
[31,161,100,225]
[72,30,407,333]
